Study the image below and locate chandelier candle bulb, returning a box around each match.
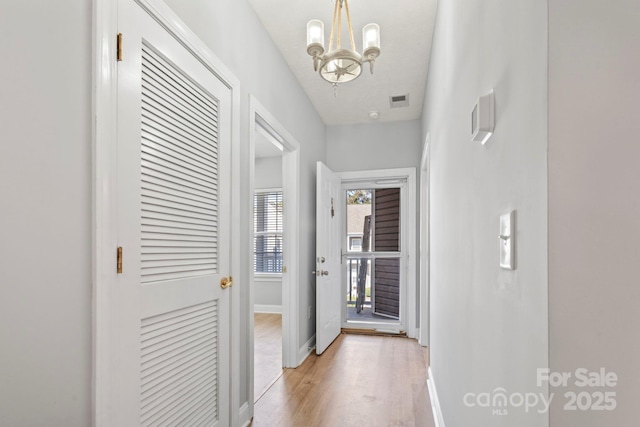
[307,20,324,48]
[362,23,380,73]
[307,20,325,71]
[363,23,380,51]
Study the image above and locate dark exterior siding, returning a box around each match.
[373,188,400,318]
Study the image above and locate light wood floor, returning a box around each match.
[254,313,283,402]
[251,333,434,427]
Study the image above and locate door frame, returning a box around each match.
[419,134,431,346]
[337,168,417,338]
[248,95,300,415]
[92,0,241,424]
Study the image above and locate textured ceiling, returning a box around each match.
[249,0,438,126]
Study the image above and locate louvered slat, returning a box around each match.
[142,120,218,162]
[141,43,219,283]
[141,45,218,117]
[140,300,218,426]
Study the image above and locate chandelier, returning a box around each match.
[306,0,380,84]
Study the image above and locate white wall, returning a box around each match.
[255,156,283,189]
[254,157,283,309]
[548,0,640,425]
[327,120,422,172]
[0,1,92,426]
[421,0,549,425]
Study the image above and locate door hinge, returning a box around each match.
[116,246,123,274]
[116,33,123,62]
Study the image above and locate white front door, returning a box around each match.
[112,1,232,425]
[315,162,343,355]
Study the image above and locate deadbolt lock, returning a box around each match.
[311,270,329,276]
[220,276,233,289]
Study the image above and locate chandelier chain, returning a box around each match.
[336,0,342,49]
[343,0,357,52]
[328,0,339,51]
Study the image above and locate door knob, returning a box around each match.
[312,270,319,276]
[220,276,233,289]
[322,270,329,276]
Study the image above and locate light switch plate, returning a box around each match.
[499,210,515,270]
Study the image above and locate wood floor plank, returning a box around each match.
[252,333,434,427]
[254,313,283,402]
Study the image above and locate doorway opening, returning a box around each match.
[345,188,402,325]
[249,96,301,415]
[252,136,284,402]
[337,168,416,336]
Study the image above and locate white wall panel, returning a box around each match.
[549,1,640,425]
[421,0,549,425]
[327,120,421,173]
[0,1,92,425]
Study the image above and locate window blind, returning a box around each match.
[253,191,283,273]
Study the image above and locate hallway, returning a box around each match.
[251,334,433,427]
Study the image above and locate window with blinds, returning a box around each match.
[253,191,283,273]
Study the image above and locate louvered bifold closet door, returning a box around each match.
[113,1,232,425]
[140,42,219,284]
[138,41,223,426]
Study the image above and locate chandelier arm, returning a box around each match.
[343,0,357,52]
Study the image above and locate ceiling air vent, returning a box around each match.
[389,94,410,109]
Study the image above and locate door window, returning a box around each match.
[345,188,402,323]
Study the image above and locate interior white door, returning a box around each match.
[113,1,231,425]
[315,162,342,355]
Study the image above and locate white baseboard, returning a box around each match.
[297,334,316,365]
[427,367,445,427]
[254,304,282,314]
[239,402,251,427]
